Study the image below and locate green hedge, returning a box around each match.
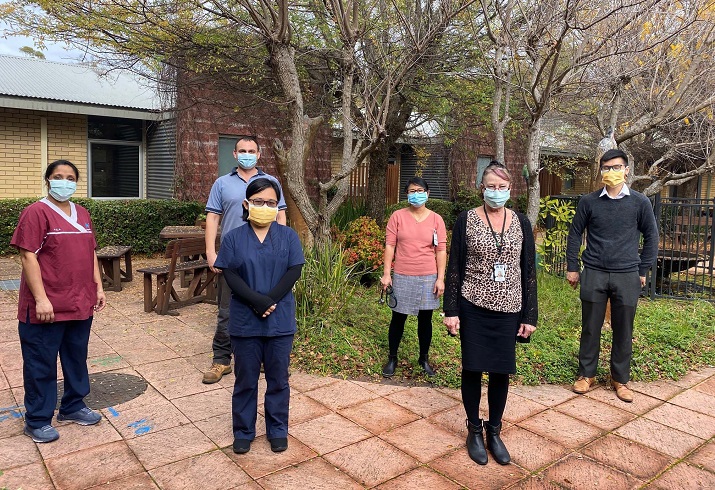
[385,198,456,230]
[1,198,205,255]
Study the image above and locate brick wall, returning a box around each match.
[0,107,88,198]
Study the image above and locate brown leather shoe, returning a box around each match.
[612,380,634,402]
[202,363,232,384]
[572,376,597,394]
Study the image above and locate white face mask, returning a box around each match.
[48,179,77,202]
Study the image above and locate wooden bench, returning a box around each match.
[97,245,133,292]
[673,215,712,249]
[136,238,218,315]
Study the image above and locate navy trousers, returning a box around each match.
[230,334,294,441]
[18,316,93,429]
[578,268,641,383]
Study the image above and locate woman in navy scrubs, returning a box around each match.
[11,160,106,443]
[215,178,304,454]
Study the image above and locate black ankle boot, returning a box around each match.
[382,356,397,377]
[418,356,435,376]
[466,419,487,465]
[484,420,510,465]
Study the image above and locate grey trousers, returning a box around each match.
[211,274,232,365]
[578,267,641,383]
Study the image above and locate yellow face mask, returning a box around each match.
[247,203,278,227]
[601,169,626,187]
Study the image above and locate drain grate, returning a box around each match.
[0,279,20,291]
[56,372,148,409]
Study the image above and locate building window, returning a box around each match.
[476,155,493,185]
[218,136,241,176]
[88,116,143,198]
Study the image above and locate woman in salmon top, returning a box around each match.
[11,160,106,443]
[380,177,447,377]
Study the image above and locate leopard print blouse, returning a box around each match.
[462,208,523,313]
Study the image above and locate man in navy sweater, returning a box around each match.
[566,149,659,402]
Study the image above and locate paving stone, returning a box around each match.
[352,379,410,397]
[339,396,420,435]
[126,424,217,469]
[0,389,25,438]
[0,340,22,371]
[584,386,663,414]
[224,435,316,479]
[502,393,549,423]
[518,409,602,448]
[288,371,340,393]
[3,368,23,388]
[542,453,643,489]
[672,368,715,388]
[171,387,232,422]
[668,389,715,417]
[0,433,41,470]
[387,386,460,417]
[614,417,704,458]
[642,402,715,438]
[628,379,684,400]
[37,418,122,460]
[501,425,570,471]
[194,411,240,448]
[694,376,715,397]
[134,357,204,384]
[429,447,528,489]
[554,395,636,431]
[510,384,577,407]
[380,418,463,463]
[86,472,159,489]
[648,462,715,489]
[304,379,380,410]
[290,412,371,454]
[289,392,332,426]
[150,450,252,490]
[0,462,55,490]
[581,434,673,481]
[427,404,469,439]
[323,436,419,487]
[375,466,461,489]
[507,475,564,489]
[688,440,715,473]
[257,457,363,490]
[45,441,144,490]
[105,396,191,439]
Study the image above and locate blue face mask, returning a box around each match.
[407,191,428,207]
[48,179,77,202]
[483,188,510,209]
[236,153,257,170]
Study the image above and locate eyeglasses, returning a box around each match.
[406,188,426,195]
[248,198,278,207]
[484,185,509,191]
[600,164,625,173]
[379,285,397,308]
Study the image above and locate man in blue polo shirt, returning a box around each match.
[202,136,287,383]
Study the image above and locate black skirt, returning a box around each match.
[459,298,520,374]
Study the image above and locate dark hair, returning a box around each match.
[403,176,429,193]
[45,159,79,181]
[235,136,260,153]
[600,149,629,167]
[242,178,281,221]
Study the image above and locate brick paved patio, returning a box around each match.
[0,256,713,489]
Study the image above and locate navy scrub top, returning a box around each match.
[215,222,305,337]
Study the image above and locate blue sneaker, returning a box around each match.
[24,425,60,443]
[57,407,102,425]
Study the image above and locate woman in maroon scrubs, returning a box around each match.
[11,160,106,443]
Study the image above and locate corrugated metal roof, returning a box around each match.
[0,55,161,111]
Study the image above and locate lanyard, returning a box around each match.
[483,208,507,255]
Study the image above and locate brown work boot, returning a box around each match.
[202,363,232,384]
[572,376,597,394]
[611,380,634,402]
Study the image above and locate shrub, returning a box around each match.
[385,198,456,230]
[331,199,367,231]
[340,216,385,278]
[0,198,205,255]
[453,186,483,216]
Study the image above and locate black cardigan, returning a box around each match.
[443,209,538,330]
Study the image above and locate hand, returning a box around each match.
[261,304,276,318]
[518,323,536,338]
[566,271,580,289]
[35,298,55,323]
[640,276,646,287]
[443,315,460,336]
[94,289,107,313]
[380,274,392,291]
[207,251,220,274]
[433,278,445,297]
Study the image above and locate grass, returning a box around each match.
[292,271,715,388]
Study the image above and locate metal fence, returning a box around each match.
[541,195,715,302]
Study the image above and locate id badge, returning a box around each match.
[493,263,507,282]
[433,229,439,247]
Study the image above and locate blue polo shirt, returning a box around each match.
[205,168,288,235]
[214,222,305,337]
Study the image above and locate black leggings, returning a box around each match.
[461,369,509,424]
[388,310,433,359]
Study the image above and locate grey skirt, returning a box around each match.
[391,273,440,315]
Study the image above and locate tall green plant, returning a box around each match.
[295,242,358,332]
[537,197,576,273]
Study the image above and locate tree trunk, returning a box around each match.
[366,139,390,223]
[525,120,542,228]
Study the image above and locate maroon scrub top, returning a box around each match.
[11,199,98,323]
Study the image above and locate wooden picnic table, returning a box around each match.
[159,225,206,240]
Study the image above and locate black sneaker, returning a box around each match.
[269,437,288,452]
[233,438,251,454]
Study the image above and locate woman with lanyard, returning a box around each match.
[214,178,304,455]
[380,177,447,378]
[11,160,106,443]
[443,161,537,465]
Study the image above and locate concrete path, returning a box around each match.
[0,256,714,489]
